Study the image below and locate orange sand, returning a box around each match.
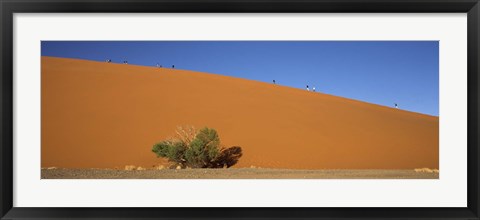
[41,57,439,169]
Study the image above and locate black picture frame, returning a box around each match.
[1,0,479,219]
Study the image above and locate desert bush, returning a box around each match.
[184,127,221,168]
[152,139,188,167]
[152,126,242,169]
[209,146,243,168]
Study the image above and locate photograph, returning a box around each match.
[40,41,439,179]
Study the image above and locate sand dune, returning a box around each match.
[41,57,439,169]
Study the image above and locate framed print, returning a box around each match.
[1,0,479,219]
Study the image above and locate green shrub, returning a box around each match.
[152,140,187,168]
[152,126,242,168]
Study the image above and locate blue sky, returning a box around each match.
[42,41,439,116]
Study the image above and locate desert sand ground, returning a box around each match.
[41,57,439,170]
[41,168,439,179]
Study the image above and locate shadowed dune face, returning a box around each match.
[41,57,439,169]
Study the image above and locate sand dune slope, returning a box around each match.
[41,57,439,169]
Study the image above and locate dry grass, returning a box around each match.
[152,165,165,170]
[414,168,439,173]
[124,165,136,171]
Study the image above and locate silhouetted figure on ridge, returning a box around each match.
[306,85,309,91]
[395,103,399,109]
[273,80,276,84]
[172,65,175,69]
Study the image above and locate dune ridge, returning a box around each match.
[41,57,439,169]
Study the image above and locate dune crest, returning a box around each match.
[41,57,439,169]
